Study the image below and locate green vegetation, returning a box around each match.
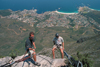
[0,9,12,16]
[0,55,5,58]
[69,52,93,67]
[0,18,36,56]
[9,49,19,59]
[65,34,100,67]
[82,11,100,24]
[77,52,93,67]
[0,10,100,66]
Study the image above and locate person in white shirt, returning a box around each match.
[52,33,64,59]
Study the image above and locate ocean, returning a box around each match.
[0,0,100,14]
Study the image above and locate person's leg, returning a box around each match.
[60,48,64,59]
[52,45,57,59]
[33,52,36,62]
[16,56,31,62]
[29,50,36,62]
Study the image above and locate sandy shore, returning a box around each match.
[54,10,78,15]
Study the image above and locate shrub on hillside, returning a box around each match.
[66,51,93,67]
[9,49,19,59]
[77,51,93,67]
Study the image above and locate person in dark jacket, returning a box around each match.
[25,32,38,64]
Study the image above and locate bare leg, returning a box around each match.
[60,48,64,59]
[52,48,56,59]
[33,52,36,62]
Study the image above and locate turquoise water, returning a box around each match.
[58,11,79,13]
[0,0,100,14]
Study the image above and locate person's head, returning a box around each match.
[29,32,34,40]
[29,32,34,37]
[55,33,59,38]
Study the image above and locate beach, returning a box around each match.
[54,10,78,15]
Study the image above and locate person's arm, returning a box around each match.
[29,48,34,50]
[53,41,55,45]
[28,48,35,51]
[33,42,36,49]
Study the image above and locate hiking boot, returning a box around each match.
[34,62,41,66]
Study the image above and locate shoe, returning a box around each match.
[34,62,41,66]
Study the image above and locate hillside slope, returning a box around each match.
[0,9,100,67]
[0,17,97,56]
[0,18,35,56]
[38,34,100,67]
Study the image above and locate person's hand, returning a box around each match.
[33,49,35,51]
[34,46,36,49]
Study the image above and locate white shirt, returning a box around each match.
[53,36,64,45]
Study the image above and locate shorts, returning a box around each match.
[53,44,62,49]
[28,50,34,58]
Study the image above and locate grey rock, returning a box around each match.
[11,55,66,67]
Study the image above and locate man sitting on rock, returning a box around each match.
[52,33,64,59]
[25,32,39,65]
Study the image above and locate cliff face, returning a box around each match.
[0,55,66,67]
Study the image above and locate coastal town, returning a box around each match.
[1,6,100,29]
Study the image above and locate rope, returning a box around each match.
[77,61,83,67]
[64,50,83,67]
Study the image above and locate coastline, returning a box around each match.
[90,8,100,11]
[54,10,78,15]
[0,7,100,15]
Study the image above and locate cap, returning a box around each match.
[55,33,59,37]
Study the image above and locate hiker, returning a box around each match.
[25,32,39,65]
[52,33,64,59]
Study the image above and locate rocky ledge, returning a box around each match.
[0,55,66,67]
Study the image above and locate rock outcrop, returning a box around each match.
[0,56,12,67]
[0,55,66,67]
